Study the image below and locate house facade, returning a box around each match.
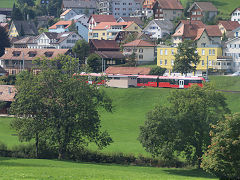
[0,48,70,75]
[123,39,155,64]
[231,8,240,24]
[218,20,240,35]
[157,45,223,75]
[187,2,218,21]
[62,0,96,15]
[97,0,142,18]
[88,14,116,31]
[88,21,141,41]
[143,19,174,39]
[142,0,183,21]
[49,21,72,33]
[60,9,78,20]
[224,27,240,72]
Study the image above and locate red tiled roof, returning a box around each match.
[123,39,155,47]
[205,25,222,37]
[219,21,240,31]
[105,66,151,75]
[0,85,16,102]
[178,20,205,28]
[90,39,120,51]
[49,21,72,29]
[158,0,183,10]
[1,48,69,61]
[143,0,156,9]
[88,14,116,23]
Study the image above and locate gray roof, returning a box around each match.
[13,21,38,36]
[152,19,174,31]
[188,2,218,12]
[63,0,96,9]
[119,17,144,26]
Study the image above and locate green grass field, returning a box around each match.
[0,0,15,8]
[1,76,240,156]
[0,157,216,180]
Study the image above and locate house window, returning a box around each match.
[165,60,167,65]
[102,33,105,36]
[160,49,163,55]
[202,49,205,55]
[139,55,143,59]
[160,60,162,65]
[197,11,201,15]
[212,49,215,55]
[139,48,143,53]
[202,60,204,66]
[171,50,174,55]
[165,50,168,55]
[209,49,212,55]
[209,60,212,66]
[171,60,174,66]
[93,33,98,37]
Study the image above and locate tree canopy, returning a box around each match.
[87,53,102,73]
[72,40,90,64]
[11,55,113,159]
[138,84,230,168]
[173,40,200,75]
[201,113,240,179]
[149,67,166,76]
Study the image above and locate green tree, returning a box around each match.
[201,113,240,179]
[11,3,24,20]
[126,52,137,67]
[72,39,90,64]
[68,20,78,33]
[173,40,200,75]
[0,75,16,85]
[11,55,113,159]
[149,67,166,76]
[87,53,102,73]
[138,84,230,168]
[0,26,10,57]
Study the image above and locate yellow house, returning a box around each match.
[88,21,142,41]
[157,45,222,74]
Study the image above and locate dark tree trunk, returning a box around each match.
[35,133,39,158]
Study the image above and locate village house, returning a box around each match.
[49,21,72,33]
[0,85,16,114]
[142,0,183,21]
[89,39,125,68]
[60,9,78,20]
[231,7,240,24]
[117,17,144,28]
[218,20,240,35]
[172,21,222,47]
[70,14,89,27]
[224,26,240,72]
[187,2,218,21]
[0,48,70,75]
[88,14,116,31]
[143,19,174,39]
[157,45,223,75]
[62,0,96,15]
[88,21,141,41]
[123,39,155,64]
[8,21,38,38]
[97,0,142,18]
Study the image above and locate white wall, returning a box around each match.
[231,9,240,24]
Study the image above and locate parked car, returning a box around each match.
[231,71,240,76]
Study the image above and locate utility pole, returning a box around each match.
[23,52,25,70]
[206,56,209,81]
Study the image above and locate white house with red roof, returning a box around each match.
[231,8,240,24]
[88,14,116,31]
[123,39,155,64]
[49,21,72,33]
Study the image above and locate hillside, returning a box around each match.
[1,0,240,19]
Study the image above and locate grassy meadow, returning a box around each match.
[0,157,216,180]
[0,0,15,8]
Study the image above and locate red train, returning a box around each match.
[78,73,205,89]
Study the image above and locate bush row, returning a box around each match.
[0,141,184,168]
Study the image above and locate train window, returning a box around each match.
[184,80,189,85]
[190,80,202,83]
[158,79,168,82]
[114,77,120,80]
[169,79,177,85]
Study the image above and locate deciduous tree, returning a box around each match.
[11,55,113,159]
[0,26,10,57]
[139,84,230,168]
[201,113,240,179]
[173,40,200,75]
[72,40,90,64]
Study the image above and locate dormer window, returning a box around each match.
[13,51,21,57]
[28,51,37,57]
[44,51,53,57]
